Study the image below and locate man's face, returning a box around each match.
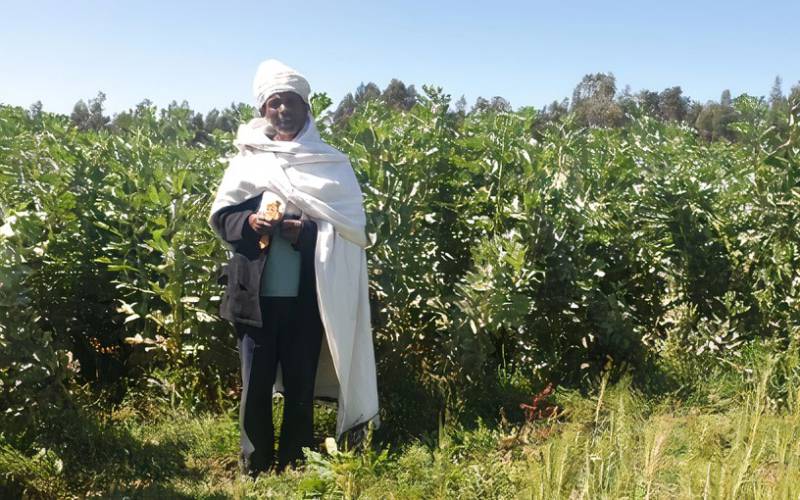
[260,91,308,139]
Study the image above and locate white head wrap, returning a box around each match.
[252,59,311,108]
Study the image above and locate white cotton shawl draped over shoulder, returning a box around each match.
[208,113,379,438]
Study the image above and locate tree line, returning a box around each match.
[40,73,799,145]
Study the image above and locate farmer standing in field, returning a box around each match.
[208,59,379,477]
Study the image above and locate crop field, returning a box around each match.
[1,88,799,498]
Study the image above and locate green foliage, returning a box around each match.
[310,92,333,119]
[4,347,800,498]
[571,72,624,127]
[0,109,75,444]
[0,86,798,463]
[70,91,110,132]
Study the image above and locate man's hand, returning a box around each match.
[247,213,275,235]
[280,219,302,245]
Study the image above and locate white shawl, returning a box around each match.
[208,114,379,438]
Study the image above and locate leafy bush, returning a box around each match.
[0,90,798,446]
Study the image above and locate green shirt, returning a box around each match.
[260,226,301,297]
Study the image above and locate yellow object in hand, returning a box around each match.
[258,200,282,250]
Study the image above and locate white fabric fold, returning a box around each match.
[252,59,311,108]
[208,114,379,437]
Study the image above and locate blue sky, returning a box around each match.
[1,0,798,115]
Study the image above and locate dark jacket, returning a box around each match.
[214,193,319,328]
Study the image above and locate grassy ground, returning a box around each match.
[4,355,800,499]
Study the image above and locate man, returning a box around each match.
[208,59,379,476]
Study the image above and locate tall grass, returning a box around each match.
[3,344,799,498]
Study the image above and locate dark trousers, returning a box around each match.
[235,296,324,473]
